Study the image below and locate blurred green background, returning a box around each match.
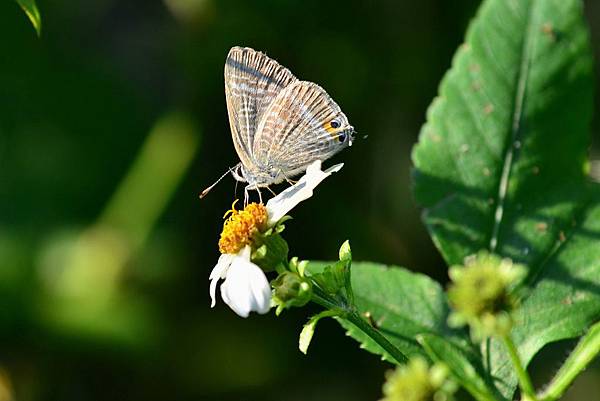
[1,0,599,400]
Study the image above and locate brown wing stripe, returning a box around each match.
[225,57,275,85]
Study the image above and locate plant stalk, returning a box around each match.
[538,320,600,401]
[501,335,537,401]
[311,287,408,365]
[311,290,342,311]
[345,311,408,365]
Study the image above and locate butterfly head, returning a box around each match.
[231,162,268,187]
[231,163,247,182]
[325,116,355,147]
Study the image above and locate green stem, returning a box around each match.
[539,320,600,401]
[502,335,537,401]
[311,287,408,365]
[345,311,408,365]
[311,287,343,311]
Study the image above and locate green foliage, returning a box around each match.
[4,0,600,397]
[412,0,600,398]
[290,0,600,397]
[413,0,593,265]
[540,320,600,400]
[308,261,505,398]
[309,261,457,361]
[308,241,354,304]
[15,0,41,35]
[299,310,339,354]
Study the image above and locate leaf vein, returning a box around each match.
[489,0,537,251]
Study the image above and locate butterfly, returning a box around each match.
[201,46,355,203]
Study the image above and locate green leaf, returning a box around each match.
[412,0,592,266]
[489,190,600,397]
[308,262,502,398]
[308,261,461,362]
[299,310,339,354]
[15,0,42,36]
[412,0,599,397]
[418,334,505,401]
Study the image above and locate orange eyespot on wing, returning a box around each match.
[323,120,341,136]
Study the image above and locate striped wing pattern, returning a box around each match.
[224,47,297,169]
[253,81,349,178]
[225,46,353,187]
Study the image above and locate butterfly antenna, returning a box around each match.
[199,167,235,199]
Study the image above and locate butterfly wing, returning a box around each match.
[252,81,352,180]
[225,47,298,171]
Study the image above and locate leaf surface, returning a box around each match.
[412,0,599,397]
[308,261,503,398]
[308,261,454,362]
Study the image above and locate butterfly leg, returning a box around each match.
[265,186,277,197]
[278,169,298,185]
[257,187,263,204]
[244,186,250,206]
[234,179,240,201]
[243,184,264,205]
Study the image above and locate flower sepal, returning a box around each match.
[288,256,309,277]
[309,240,354,305]
[251,230,289,272]
[270,215,292,231]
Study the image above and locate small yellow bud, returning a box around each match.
[381,357,454,401]
[447,251,525,339]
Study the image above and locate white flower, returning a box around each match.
[266,160,344,226]
[209,160,343,317]
[209,245,271,317]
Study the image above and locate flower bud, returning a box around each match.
[447,251,525,339]
[380,357,455,401]
[271,271,312,314]
[339,239,352,261]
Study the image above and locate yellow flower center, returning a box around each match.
[218,201,268,254]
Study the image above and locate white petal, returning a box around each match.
[220,246,271,318]
[237,244,252,260]
[209,253,234,308]
[220,268,251,317]
[266,160,343,225]
[246,263,272,314]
